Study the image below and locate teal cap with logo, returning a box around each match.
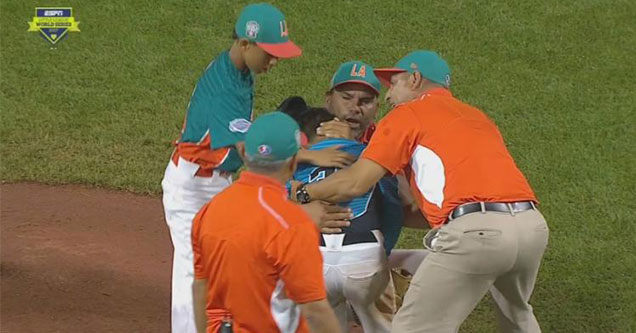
[329,61,381,95]
[374,50,451,88]
[235,3,302,58]
[245,111,301,162]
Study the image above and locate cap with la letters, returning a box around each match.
[235,3,302,58]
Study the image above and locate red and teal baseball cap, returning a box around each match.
[245,111,301,162]
[374,50,451,88]
[235,3,302,59]
[329,61,382,95]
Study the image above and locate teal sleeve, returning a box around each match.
[207,90,252,150]
[217,147,243,172]
[378,176,404,255]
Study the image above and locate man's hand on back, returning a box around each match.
[300,200,352,233]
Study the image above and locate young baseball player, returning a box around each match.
[160,4,305,332]
[287,106,398,333]
[191,112,339,333]
[293,50,549,332]
[283,61,406,254]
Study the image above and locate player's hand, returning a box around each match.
[317,119,353,139]
[300,201,352,233]
[299,146,356,169]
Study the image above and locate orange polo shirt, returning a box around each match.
[362,88,537,228]
[192,171,326,333]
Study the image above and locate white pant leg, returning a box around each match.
[388,249,430,275]
[321,233,391,333]
[323,265,349,333]
[161,159,231,333]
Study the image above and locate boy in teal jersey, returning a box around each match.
[161,4,307,333]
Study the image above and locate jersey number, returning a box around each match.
[308,167,336,184]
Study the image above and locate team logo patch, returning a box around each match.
[28,7,80,45]
[246,21,259,39]
[350,64,366,78]
[229,118,251,133]
[258,144,272,156]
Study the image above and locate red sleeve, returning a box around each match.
[192,204,209,280]
[265,214,326,304]
[361,106,417,175]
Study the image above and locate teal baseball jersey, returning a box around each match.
[174,50,254,172]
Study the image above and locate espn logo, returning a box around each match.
[44,10,64,16]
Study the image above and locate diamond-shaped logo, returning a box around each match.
[28,7,80,45]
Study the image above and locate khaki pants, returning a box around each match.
[392,209,549,333]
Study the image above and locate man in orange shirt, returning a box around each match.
[292,51,550,332]
[192,111,340,333]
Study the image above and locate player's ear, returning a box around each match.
[325,90,333,106]
[410,72,423,90]
[238,38,251,51]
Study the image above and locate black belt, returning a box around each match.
[449,201,536,221]
[320,231,377,246]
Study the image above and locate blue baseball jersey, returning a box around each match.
[293,139,404,253]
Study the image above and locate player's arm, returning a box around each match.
[377,176,405,254]
[297,107,415,204]
[298,158,388,203]
[193,278,208,333]
[300,299,341,333]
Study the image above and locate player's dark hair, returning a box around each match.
[278,96,308,123]
[297,107,335,141]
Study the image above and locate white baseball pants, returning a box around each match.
[321,230,392,333]
[161,157,232,333]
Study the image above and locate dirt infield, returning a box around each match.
[1,183,366,333]
[0,183,172,332]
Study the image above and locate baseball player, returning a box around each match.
[161,4,318,332]
[281,61,429,321]
[292,50,550,332]
[322,61,406,254]
[191,112,340,333]
[290,106,396,333]
[320,61,429,320]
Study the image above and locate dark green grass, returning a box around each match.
[2,0,635,331]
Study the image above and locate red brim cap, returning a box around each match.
[373,68,407,87]
[257,41,302,59]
